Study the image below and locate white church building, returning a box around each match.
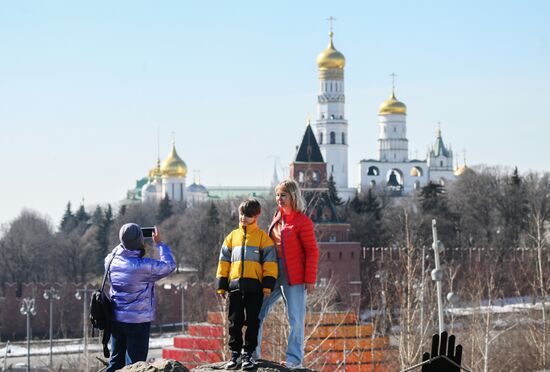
[313,30,457,197]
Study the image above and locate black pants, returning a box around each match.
[228,291,264,354]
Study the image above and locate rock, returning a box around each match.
[192,360,317,372]
[118,359,190,372]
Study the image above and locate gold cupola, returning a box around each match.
[454,164,474,177]
[161,141,187,178]
[148,158,162,178]
[316,32,346,70]
[379,90,407,116]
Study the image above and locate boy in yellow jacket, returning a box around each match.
[216,198,278,370]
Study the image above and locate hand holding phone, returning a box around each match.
[141,227,155,238]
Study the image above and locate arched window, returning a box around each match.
[339,251,343,260]
[440,160,443,167]
[299,171,304,183]
[327,252,331,260]
[367,166,380,176]
[330,132,336,144]
[319,132,323,144]
[341,132,346,144]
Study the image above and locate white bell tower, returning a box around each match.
[315,19,349,188]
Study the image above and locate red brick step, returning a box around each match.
[173,335,224,350]
[188,323,224,338]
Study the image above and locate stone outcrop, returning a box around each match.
[192,360,316,371]
[118,359,190,372]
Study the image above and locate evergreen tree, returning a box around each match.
[60,201,76,233]
[328,175,343,206]
[91,206,104,226]
[75,204,90,224]
[348,188,385,247]
[419,182,447,213]
[118,204,127,217]
[157,193,173,223]
[495,166,528,248]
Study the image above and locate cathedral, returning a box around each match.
[126,140,209,205]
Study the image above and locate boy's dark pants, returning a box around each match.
[228,291,264,354]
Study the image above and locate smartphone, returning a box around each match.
[141,227,155,238]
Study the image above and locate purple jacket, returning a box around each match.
[106,243,176,323]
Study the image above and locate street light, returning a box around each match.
[431,219,445,335]
[374,270,387,335]
[19,298,36,372]
[75,285,93,372]
[164,282,188,332]
[43,287,60,368]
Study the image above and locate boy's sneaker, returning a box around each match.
[241,352,255,370]
[226,351,240,370]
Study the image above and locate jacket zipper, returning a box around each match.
[240,225,247,289]
[280,214,292,285]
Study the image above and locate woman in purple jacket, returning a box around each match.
[106,223,176,371]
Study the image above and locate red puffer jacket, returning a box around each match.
[268,209,319,285]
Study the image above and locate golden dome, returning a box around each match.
[161,142,187,178]
[410,167,420,177]
[148,158,162,178]
[379,91,407,115]
[454,164,474,177]
[316,32,346,70]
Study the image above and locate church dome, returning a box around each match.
[454,164,474,176]
[316,32,346,70]
[148,159,162,178]
[379,92,407,115]
[410,167,420,177]
[161,142,187,178]
[187,182,208,194]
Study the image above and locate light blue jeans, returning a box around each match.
[255,258,307,366]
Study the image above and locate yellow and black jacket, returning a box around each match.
[216,222,278,294]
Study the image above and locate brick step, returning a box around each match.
[207,311,224,325]
[307,324,374,339]
[207,311,360,326]
[305,336,390,352]
[162,347,224,364]
[306,312,358,325]
[319,362,392,372]
[173,335,225,350]
[306,349,386,364]
[188,323,224,338]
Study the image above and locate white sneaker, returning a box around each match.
[285,361,303,370]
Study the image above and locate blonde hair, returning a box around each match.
[275,179,306,212]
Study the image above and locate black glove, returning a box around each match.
[421,331,462,372]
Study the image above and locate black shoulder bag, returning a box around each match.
[90,252,116,358]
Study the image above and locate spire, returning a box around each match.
[432,124,450,157]
[271,162,279,189]
[295,122,324,163]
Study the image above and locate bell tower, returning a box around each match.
[315,20,349,189]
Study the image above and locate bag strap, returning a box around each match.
[100,250,117,293]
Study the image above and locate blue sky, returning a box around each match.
[1,1,549,226]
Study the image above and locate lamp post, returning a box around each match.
[75,285,93,372]
[165,282,188,332]
[43,287,60,368]
[19,298,36,372]
[374,270,387,335]
[431,219,445,335]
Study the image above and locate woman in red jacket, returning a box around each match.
[255,179,319,368]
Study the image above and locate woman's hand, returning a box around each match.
[306,283,315,294]
[152,226,162,244]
